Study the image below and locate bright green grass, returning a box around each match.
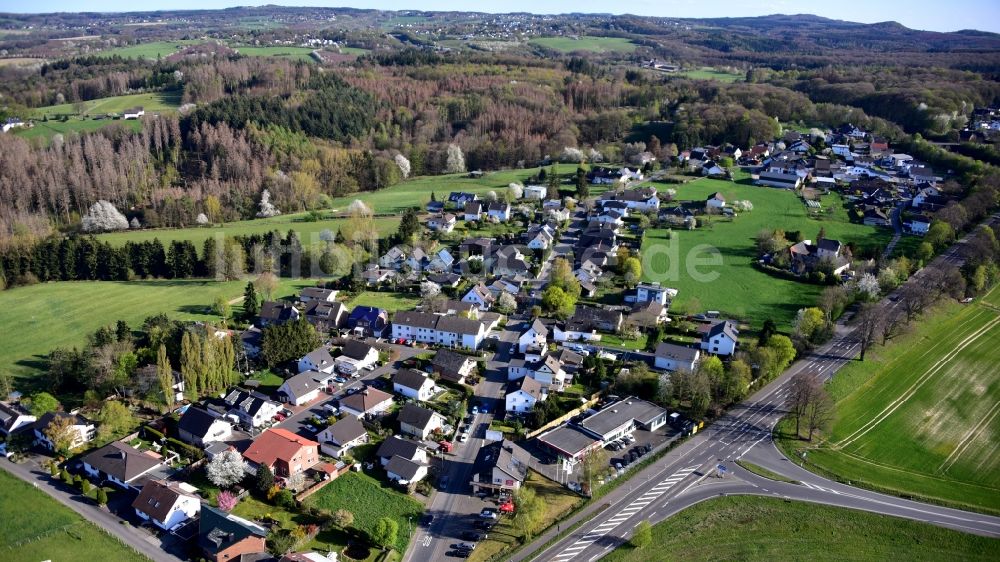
[31,91,182,117]
[530,36,637,53]
[640,178,889,328]
[0,277,311,382]
[305,471,423,552]
[346,291,421,313]
[96,40,203,59]
[602,495,998,562]
[0,468,148,561]
[675,67,743,82]
[14,118,142,141]
[232,46,317,63]
[95,167,550,248]
[776,287,1000,514]
[340,47,371,55]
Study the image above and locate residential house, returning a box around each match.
[243,428,319,478]
[386,454,429,487]
[123,107,145,119]
[361,267,395,287]
[599,186,660,211]
[472,439,530,497]
[523,184,548,200]
[347,306,390,338]
[701,320,739,356]
[634,282,676,306]
[756,170,803,189]
[391,311,486,350]
[448,192,478,207]
[530,355,567,387]
[299,287,338,304]
[578,397,667,442]
[335,340,379,375]
[32,411,95,452]
[863,207,891,227]
[427,272,462,288]
[629,301,669,328]
[462,283,496,311]
[562,306,623,336]
[653,342,701,372]
[317,416,368,458]
[298,347,336,375]
[277,371,330,406]
[81,442,163,490]
[524,225,556,250]
[426,200,444,213]
[133,480,201,531]
[223,389,281,428]
[706,192,726,210]
[786,238,851,276]
[376,436,428,468]
[464,201,484,221]
[258,301,299,327]
[432,349,477,384]
[487,201,511,221]
[518,319,548,353]
[380,245,408,269]
[2,118,25,133]
[340,388,394,419]
[905,215,932,235]
[493,245,531,277]
[304,300,347,333]
[198,506,268,562]
[505,376,546,413]
[177,407,233,447]
[393,369,437,402]
[0,402,35,437]
[427,213,456,233]
[428,248,455,272]
[397,403,446,440]
[701,160,726,177]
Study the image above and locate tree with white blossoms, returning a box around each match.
[663,188,677,202]
[496,291,517,314]
[560,147,585,163]
[486,191,497,201]
[206,449,246,488]
[196,213,210,225]
[587,148,604,163]
[394,153,411,179]
[256,189,281,218]
[81,200,129,232]
[733,200,754,212]
[855,272,881,301]
[130,217,141,229]
[446,143,466,174]
[421,280,441,299]
[507,183,523,200]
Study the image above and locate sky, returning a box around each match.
[1,0,999,34]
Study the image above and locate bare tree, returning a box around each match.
[879,311,905,345]
[788,374,819,438]
[805,386,835,441]
[855,303,883,361]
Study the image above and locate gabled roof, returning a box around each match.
[341,340,376,361]
[243,428,317,467]
[393,310,439,329]
[492,440,530,483]
[199,506,266,556]
[465,283,496,304]
[305,300,346,320]
[654,342,700,363]
[323,416,366,446]
[508,376,544,399]
[393,368,433,392]
[377,435,421,460]
[81,442,161,482]
[178,406,227,439]
[435,315,484,336]
[133,480,198,523]
[300,287,336,301]
[259,301,298,322]
[397,403,441,431]
[340,388,393,414]
[280,371,326,399]
[432,349,475,381]
[386,455,424,481]
[706,320,739,342]
[465,201,483,214]
[816,238,842,254]
[523,318,548,338]
[224,389,277,416]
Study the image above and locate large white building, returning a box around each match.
[391,311,486,350]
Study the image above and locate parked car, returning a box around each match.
[480,508,498,519]
[334,376,348,384]
[463,530,488,540]
[447,550,470,559]
[458,432,469,443]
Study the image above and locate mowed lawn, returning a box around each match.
[602,495,998,562]
[304,471,423,552]
[232,46,316,62]
[530,36,637,53]
[31,91,182,117]
[675,67,744,82]
[346,291,421,313]
[14,118,143,142]
[640,178,889,328]
[779,286,1000,513]
[0,278,311,382]
[0,469,147,561]
[96,40,203,59]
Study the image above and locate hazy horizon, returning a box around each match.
[2,1,999,34]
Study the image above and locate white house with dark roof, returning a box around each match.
[0,402,35,437]
[701,320,739,356]
[462,283,496,311]
[82,441,164,490]
[377,436,427,467]
[317,416,369,458]
[299,287,338,304]
[706,192,726,209]
[393,369,437,402]
[634,282,676,306]
[518,319,548,353]
[487,201,511,221]
[505,377,546,413]
[177,406,233,448]
[278,371,331,406]
[653,342,701,372]
[579,397,667,442]
[432,349,477,384]
[391,311,486,350]
[223,389,281,428]
[298,347,336,375]
[335,340,379,375]
[133,480,201,531]
[472,439,530,496]
[397,403,445,440]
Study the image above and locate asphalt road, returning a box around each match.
[524,214,1000,561]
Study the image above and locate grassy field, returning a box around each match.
[232,46,316,62]
[0,469,148,561]
[675,67,744,82]
[31,91,182,117]
[530,36,637,53]
[95,167,550,248]
[305,471,424,552]
[97,40,203,59]
[776,286,1000,514]
[14,118,143,141]
[602,495,998,562]
[640,177,889,328]
[0,278,311,383]
[346,291,421,313]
